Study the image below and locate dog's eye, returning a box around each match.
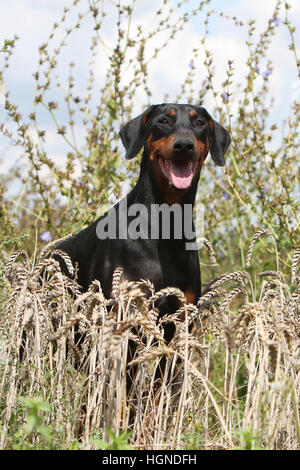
[195,119,205,127]
[159,118,169,126]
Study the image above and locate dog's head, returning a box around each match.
[120,103,231,191]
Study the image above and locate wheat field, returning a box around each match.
[0,232,299,450]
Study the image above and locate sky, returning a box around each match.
[0,0,299,183]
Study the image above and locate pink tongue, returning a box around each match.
[169,160,193,189]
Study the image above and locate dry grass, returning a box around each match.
[0,233,299,450]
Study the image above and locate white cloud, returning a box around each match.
[240,0,300,17]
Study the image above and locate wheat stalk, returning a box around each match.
[1,237,299,450]
[201,238,218,267]
[38,233,74,260]
[246,229,279,270]
[220,287,247,313]
[291,247,300,284]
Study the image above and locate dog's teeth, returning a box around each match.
[188,161,193,169]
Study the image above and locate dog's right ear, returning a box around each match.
[119,105,157,160]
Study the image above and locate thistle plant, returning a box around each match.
[0,0,299,451]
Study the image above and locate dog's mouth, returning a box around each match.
[157,156,199,190]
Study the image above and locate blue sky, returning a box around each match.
[0,0,299,181]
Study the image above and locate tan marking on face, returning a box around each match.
[194,135,210,164]
[146,132,210,204]
[146,134,175,161]
[146,134,184,204]
[167,109,176,117]
[189,110,197,118]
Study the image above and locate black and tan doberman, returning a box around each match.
[58,103,230,341]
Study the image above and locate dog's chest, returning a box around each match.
[120,241,197,292]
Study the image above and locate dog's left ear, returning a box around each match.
[119,105,157,160]
[203,110,231,166]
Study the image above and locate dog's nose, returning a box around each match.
[173,138,195,153]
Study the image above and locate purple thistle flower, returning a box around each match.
[221,92,229,101]
[262,69,271,77]
[262,186,269,194]
[273,16,280,26]
[256,66,261,75]
[222,190,230,200]
[78,179,84,185]
[188,60,195,70]
[40,231,52,243]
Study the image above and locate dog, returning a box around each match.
[57,103,231,343]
